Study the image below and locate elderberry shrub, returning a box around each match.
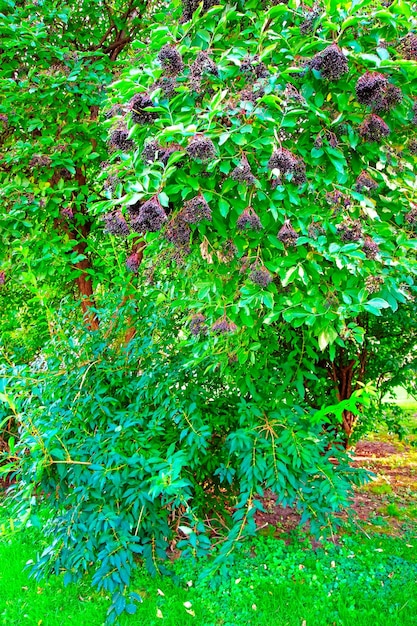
[338,219,363,242]
[165,214,191,246]
[211,316,238,334]
[355,72,402,112]
[108,123,135,152]
[182,195,211,224]
[230,156,257,184]
[125,251,141,273]
[241,54,269,80]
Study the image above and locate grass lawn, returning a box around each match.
[1,500,416,626]
[1,415,417,626]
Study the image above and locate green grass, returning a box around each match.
[1,501,417,626]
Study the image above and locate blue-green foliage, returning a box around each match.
[2,295,366,618]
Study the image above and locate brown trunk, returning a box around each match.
[62,167,99,330]
[331,359,356,448]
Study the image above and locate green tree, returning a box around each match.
[1,0,417,622]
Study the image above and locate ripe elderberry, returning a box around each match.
[249,264,273,287]
[355,171,378,193]
[363,236,379,259]
[126,252,141,273]
[108,123,134,152]
[186,135,216,163]
[189,313,207,336]
[278,221,298,246]
[310,44,348,81]
[359,115,390,142]
[158,45,184,76]
[231,156,257,184]
[211,316,238,334]
[103,210,130,237]
[268,148,306,185]
[182,195,212,223]
[165,214,191,246]
[130,198,167,233]
[236,207,263,231]
[129,93,156,125]
[337,219,362,242]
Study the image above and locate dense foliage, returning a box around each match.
[1,0,417,622]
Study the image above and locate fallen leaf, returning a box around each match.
[183,601,192,609]
[157,589,165,597]
[156,608,164,619]
[185,609,195,617]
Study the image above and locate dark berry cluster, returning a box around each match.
[141,139,162,163]
[355,72,402,112]
[29,154,52,168]
[103,210,130,237]
[239,83,265,104]
[308,221,325,239]
[158,45,184,76]
[211,316,237,334]
[221,240,238,263]
[153,76,177,99]
[104,104,124,119]
[126,252,141,273]
[231,156,256,184]
[413,101,417,125]
[61,206,74,220]
[359,114,390,142]
[398,33,417,60]
[236,207,263,231]
[310,44,348,81]
[103,174,120,193]
[165,214,191,247]
[278,221,298,246]
[190,51,218,92]
[337,218,363,242]
[181,0,217,22]
[409,139,417,155]
[189,313,207,336]
[182,195,212,223]
[108,123,135,152]
[300,4,321,35]
[355,171,378,193]
[268,148,306,185]
[363,236,379,259]
[249,264,273,287]
[241,54,269,80]
[187,135,216,162]
[405,205,417,224]
[365,275,384,293]
[130,93,156,125]
[130,198,167,232]
[326,190,351,209]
